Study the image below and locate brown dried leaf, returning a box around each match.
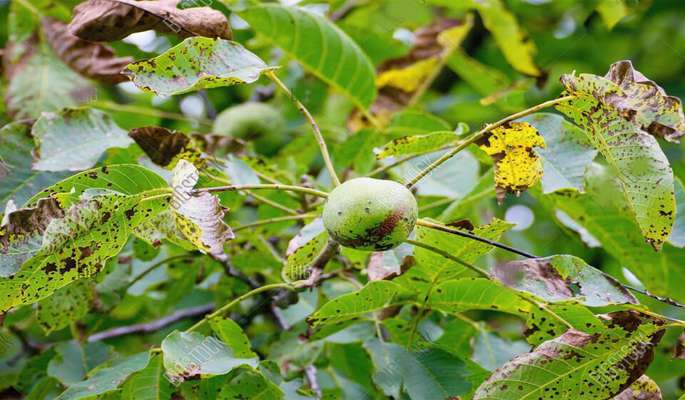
[614,375,662,400]
[68,0,231,42]
[604,60,685,143]
[42,18,133,84]
[129,126,203,169]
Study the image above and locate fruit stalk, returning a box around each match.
[267,70,342,186]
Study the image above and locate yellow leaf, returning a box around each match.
[479,121,545,197]
[376,57,440,92]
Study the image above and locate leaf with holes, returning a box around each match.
[32,108,133,172]
[479,121,545,200]
[240,4,376,109]
[557,61,677,249]
[124,38,274,96]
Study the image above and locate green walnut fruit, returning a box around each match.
[322,178,418,251]
[213,102,286,156]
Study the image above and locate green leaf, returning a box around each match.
[307,281,414,328]
[557,62,678,249]
[596,0,629,29]
[473,313,665,400]
[6,44,94,119]
[217,367,284,400]
[239,4,376,109]
[391,149,480,197]
[396,219,513,294]
[0,122,68,211]
[36,280,93,333]
[55,352,150,400]
[521,113,598,194]
[209,317,257,359]
[427,278,532,316]
[48,341,111,386]
[385,109,452,135]
[161,330,258,384]
[365,339,478,400]
[472,331,530,371]
[120,355,172,400]
[525,303,604,346]
[283,218,330,282]
[375,131,458,159]
[28,164,168,205]
[32,108,133,172]
[124,37,274,96]
[493,255,637,307]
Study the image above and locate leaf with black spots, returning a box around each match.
[614,375,662,400]
[32,108,133,172]
[171,161,233,260]
[557,62,677,249]
[120,355,173,400]
[0,191,169,311]
[284,218,329,282]
[124,37,274,96]
[493,254,637,307]
[375,131,459,160]
[67,0,231,42]
[36,279,93,334]
[427,278,532,317]
[42,18,133,84]
[474,312,665,400]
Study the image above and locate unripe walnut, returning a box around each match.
[213,102,286,156]
[322,178,418,251]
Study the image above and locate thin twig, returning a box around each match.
[267,70,341,186]
[87,303,214,342]
[248,192,300,215]
[125,254,196,291]
[187,283,294,332]
[416,219,537,258]
[91,100,212,127]
[196,184,329,199]
[305,365,322,399]
[406,95,575,188]
[233,213,318,232]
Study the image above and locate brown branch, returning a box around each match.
[87,303,214,342]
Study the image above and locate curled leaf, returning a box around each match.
[68,0,231,42]
[171,161,233,260]
[124,37,274,96]
[614,375,662,400]
[479,121,545,201]
[42,18,133,84]
[604,60,685,142]
[129,126,204,169]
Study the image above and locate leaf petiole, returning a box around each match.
[196,183,328,198]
